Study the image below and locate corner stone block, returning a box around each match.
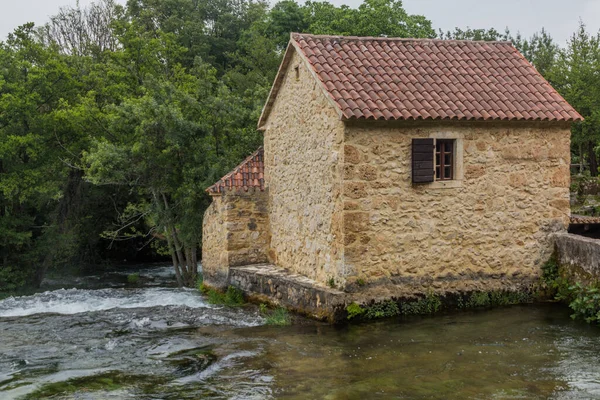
[357,164,378,181]
[550,167,570,188]
[344,145,361,164]
[344,212,369,233]
[344,181,368,199]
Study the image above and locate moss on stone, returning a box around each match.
[401,292,442,315]
[364,300,400,319]
[166,347,218,376]
[458,290,532,309]
[24,372,133,399]
[346,289,533,322]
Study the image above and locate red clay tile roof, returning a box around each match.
[259,33,583,126]
[571,215,600,224]
[206,148,265,194]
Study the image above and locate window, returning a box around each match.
[412,136,462,187]
[435,140,454,181]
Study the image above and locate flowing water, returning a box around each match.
[1,266,600,399]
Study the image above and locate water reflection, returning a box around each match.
[227,305,600,399]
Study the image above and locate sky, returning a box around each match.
[1,0,600,47]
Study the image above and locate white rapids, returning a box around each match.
[0,287,211,317]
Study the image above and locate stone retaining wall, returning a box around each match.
[554,233,600,284]
[229,264,346,322]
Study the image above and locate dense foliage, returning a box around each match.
[1,0,599,290]
[541,257,600,324]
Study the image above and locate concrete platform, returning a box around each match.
[229,264,347,322]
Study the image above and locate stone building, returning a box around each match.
[202,33,582,319]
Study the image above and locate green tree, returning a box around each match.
[81,14,262,286]
[439,27,511,41]
[304,0,434,38]
[439,27,559,78]
[514,28,558,78]
[0,24,84,288]
[550,22,600,176]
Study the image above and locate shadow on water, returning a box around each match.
[1,266,600,399]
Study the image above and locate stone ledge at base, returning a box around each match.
[229,264,347,322]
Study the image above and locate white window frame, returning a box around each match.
[428,132,464,189]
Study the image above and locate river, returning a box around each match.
[1,265,600,399]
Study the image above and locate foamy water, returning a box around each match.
[0,287,210,317]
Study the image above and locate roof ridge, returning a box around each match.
[291,32,514,45]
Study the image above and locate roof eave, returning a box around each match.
[204,147,265,193]
[257,33,344,130]
[257,40,295,130]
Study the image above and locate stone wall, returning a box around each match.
[202,196,229,288]
[262,48,346,286]
[554,233,600,284]
[202,189,270,289]
[343,120,571,294]
[229,264,347,322]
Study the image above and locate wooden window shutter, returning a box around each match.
[412,138,434,183]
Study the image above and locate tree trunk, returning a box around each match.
[580,142,584,174]
[165,225,184,288]
[589,141,598,177]
[160,192,198,288]
[170,225,188,277]
[191,246,198,283]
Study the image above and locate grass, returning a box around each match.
[200,284,245,306]
[260,304,291,326]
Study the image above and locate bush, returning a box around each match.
[401,292,442,315]
[462,290,532,309]
[365,300,400,319]
[224,286,244,305]
[346,302,365,320]
[466,291,491,308]
[538,256,600,324]
[566,283,600,323]
[0,265,30,294]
